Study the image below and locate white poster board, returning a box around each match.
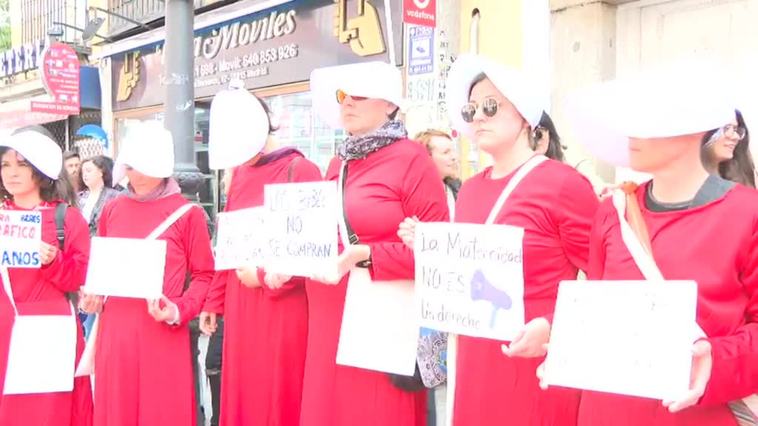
[542,280,697,401]
[414,222,525,341]
[0,210,42,269]
[264,181,339,278]
[83,237,167,299]
[337,268,418,376]
[214,207,268,271]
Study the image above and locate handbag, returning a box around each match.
[612,183,757,426]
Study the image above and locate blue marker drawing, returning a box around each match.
[470,269,512,328]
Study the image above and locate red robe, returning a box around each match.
[580,182,758,426]
[452,159,599,426]
[300,139,449,426]
[203,149,322,426]
[94,192,215,426]
[0,201,93,426]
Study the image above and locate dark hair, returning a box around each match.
[702,110,756,188]
[535,112,566,162]
[255,95,279,134]
[468,73,488,98]
[79,155,114,190]
[0,147,78,206]
[63,150,80,161]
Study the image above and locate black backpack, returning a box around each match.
[54,203,67,249]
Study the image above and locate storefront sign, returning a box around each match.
[403,0,436,28]
[31,43,81,115]
[0,39,47,79]
[112,0,403,111]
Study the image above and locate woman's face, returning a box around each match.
[125,167,163,194]
[339,93,396,136]
[467,78,527,155]
[705,119,743,163]
[629,134,703,173]
[428,136,458,179]
[81,160,104,189]
[1,150,39,198]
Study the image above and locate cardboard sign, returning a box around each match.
[83,237,167,299]
[414,222,525,341]
[542,280,697,401]
[0,210,42,269]
[214,207,268,271]
[264,181,338,278]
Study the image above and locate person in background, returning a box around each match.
[200,87,321,426]
[301,61,449,426]
[78,156,120,236]
[415,129,461,215]
[79,120,215,426]
[555,58,758,426]
[701,109,756,188]
[399,54,599,426]
[63,150,82,193]
[533,112,567,162]
[0,126,93,425]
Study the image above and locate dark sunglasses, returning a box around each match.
[461,98,499,123]
[336,89,368,104]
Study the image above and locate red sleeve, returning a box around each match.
[172,206,216,324]
[39,205,91,292]
[553,170,599,273]
[586,199,615,280]
[203,271,228,315]
[368,151,449,281]
[700,216,758,405]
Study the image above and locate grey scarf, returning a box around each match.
[337,120,408,161]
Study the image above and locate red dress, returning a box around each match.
[94,193,215,426]
[300,139,449,426]
[203,149,322,426]
[0,201,93,426]
[452,159,599,426]
[579,182,758,426]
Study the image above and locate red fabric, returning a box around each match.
[452,160,598,426]
[203,151,321,426]
[93,194,214,426]
[300,140,448,426]
[580,182,758,426]
[0,202,93,426]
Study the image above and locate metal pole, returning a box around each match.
[163,0,202,199]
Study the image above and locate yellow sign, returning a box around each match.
[334,0,386,56]
[116,51,141,102]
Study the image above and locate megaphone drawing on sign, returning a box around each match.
[470,269,512,329]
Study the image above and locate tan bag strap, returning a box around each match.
[620,182,654,256]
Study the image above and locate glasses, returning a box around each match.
[461,98,499,123]
[336,89,368,104]
[723,124,747,141]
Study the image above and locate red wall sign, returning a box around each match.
[31,43,81,115]
[403,0,436,28]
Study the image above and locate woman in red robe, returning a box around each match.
[561,60,758,426]
[80,120,214,426]
[0,126,93,426]
[299,62,449,426]
[200,88,321,425]
[399,54,599,426]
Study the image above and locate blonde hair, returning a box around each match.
[414,129,452,154]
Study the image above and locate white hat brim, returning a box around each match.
[208,89,270,170]
[0,130,62,179]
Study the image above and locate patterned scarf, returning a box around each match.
[337,120,408,161]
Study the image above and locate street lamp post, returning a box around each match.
[164,0,203,199]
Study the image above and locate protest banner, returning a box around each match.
[83,237,167,299]
[214,207,268,271]
[414,221,525,341]
[542,280,697,401]
[0,210,42,269]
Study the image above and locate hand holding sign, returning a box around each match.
[312,244,370,285]
[663,340,712,413]
[235,266,262,288]
[397,216,419,250]
[264,272,292,290]
[39,241,58,265]
[501,317,551,358]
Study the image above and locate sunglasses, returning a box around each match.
[336,89,368,104]
[723,124,747,141]
[461,98,500,123]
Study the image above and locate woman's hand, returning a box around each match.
[39,241,58,265]
[313,244,371,285]
[235,266,261,288]
[147,295,180,324]
[78,293,104,314]
[397,216,419,250]
[501,317,551,358]
[662,340,712,413]
[264,272,292,290]
[199,312,217,336]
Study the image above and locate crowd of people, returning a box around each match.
[0,52,755,426]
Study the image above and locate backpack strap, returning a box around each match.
[287,156,301,183]
[54,203,67,250]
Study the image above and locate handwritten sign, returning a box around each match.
[542,280,697,401]
[264,181,338,278]
[0,210,42,269]
[83,237,167,299]
[414,222,525,341]
[214,207,268,271]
